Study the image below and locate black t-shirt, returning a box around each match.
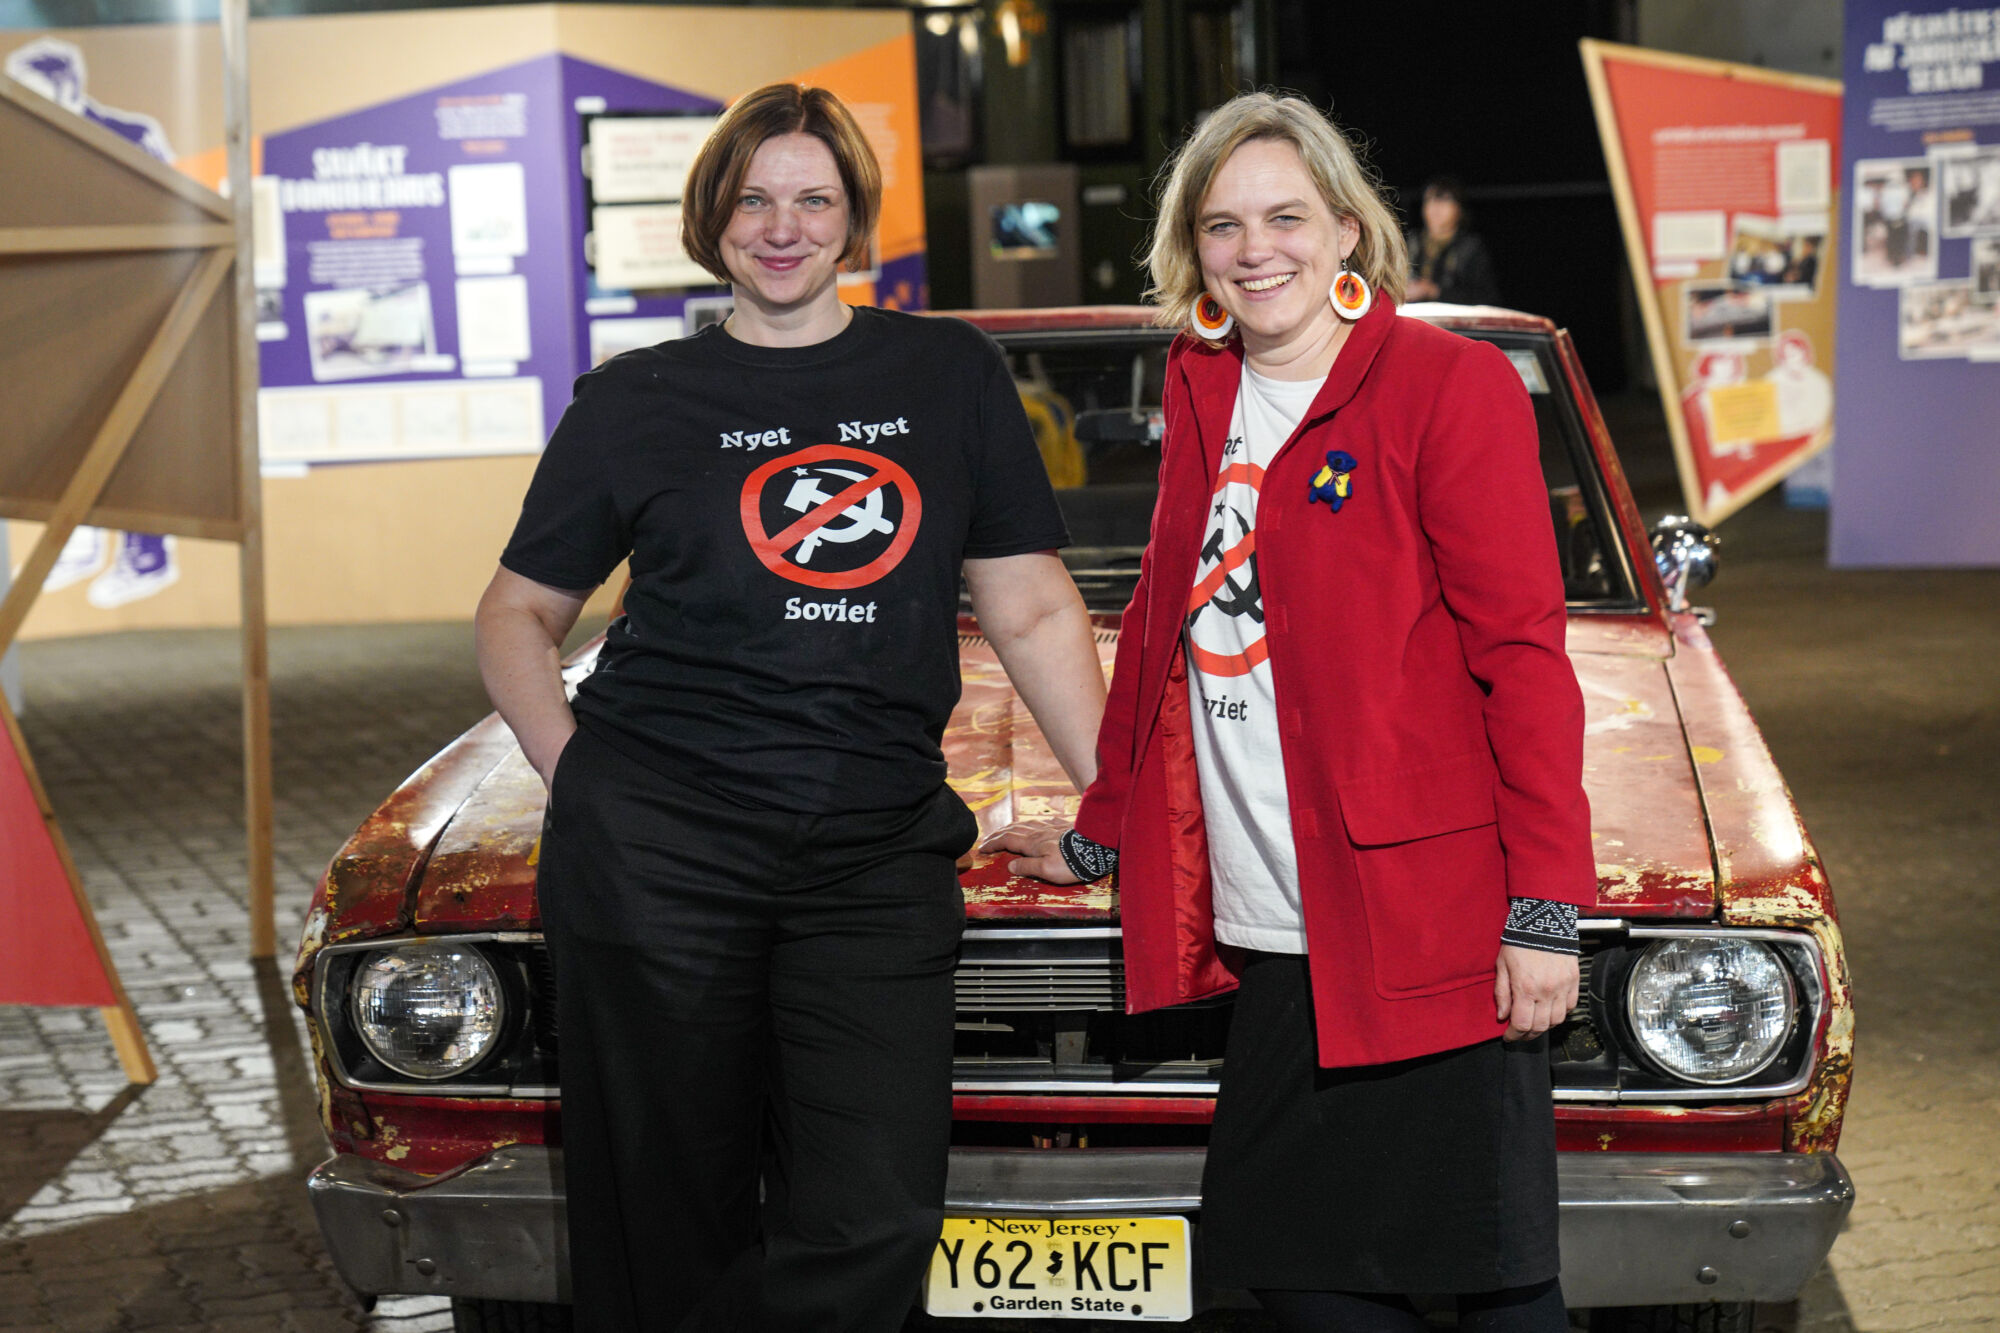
[500,306,1069,814]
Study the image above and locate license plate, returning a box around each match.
[924,1216,1192,1321]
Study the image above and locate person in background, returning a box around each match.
[985,93,1592,1331]
[475,83,1106,1331]
[1405,175,1500,306]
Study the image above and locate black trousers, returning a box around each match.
[538,726,975,1332]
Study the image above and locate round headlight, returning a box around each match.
[351,943,505,1080]
[1625,938,1796,1084]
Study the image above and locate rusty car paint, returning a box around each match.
[327,1094,550,1176]
[949,623,1122,920]
[401,621,1136,930]
[414,746,550,933]
[392,622,1725,928]
[1569,648,1716,916]
[291,714,517,1007]
[1662,612,1853,1152]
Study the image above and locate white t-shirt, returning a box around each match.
[1185,364,1326,954]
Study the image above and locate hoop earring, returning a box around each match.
[1190,293,1235,341]
[1331,265,1372,321]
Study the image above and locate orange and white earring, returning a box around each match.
[1330,264,1372,321]
[1190,292,1235,341]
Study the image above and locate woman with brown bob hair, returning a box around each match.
[477,83,1108,1331]
[987,93,1593,1330]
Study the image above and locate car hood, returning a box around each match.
[403,617,1713,933]
[1564,617,1715,916]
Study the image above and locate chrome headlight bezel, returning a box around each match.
[311,933,556,1097]
[1561,922,1829,1103]
[349,942,506,1081]
[1615,932,1808,1087]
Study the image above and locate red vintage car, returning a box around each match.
[294,305,1853,1332]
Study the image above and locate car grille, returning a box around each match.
[955,956,1126,1011]
[955,927,1126,1012]
[946,930,1612,1093]
[950,928,1220,1086]
[484,927,1821,1104]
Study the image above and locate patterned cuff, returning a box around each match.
[1058,829,1119,883]
[1502,898,1581,955]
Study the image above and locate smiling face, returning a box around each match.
[1195,138,1359,354]
[718,132,852,321]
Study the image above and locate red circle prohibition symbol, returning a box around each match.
[739,445,924,590]
[1188,637,1268,678]
[1185,460,1267,677]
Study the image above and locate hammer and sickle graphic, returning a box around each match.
[1194,511,1263,624]
[782,466,897,563]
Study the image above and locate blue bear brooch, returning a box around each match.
[1308,451,1358,511]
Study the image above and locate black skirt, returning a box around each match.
[1198,951,1561,1295]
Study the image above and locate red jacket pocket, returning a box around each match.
[1337,753,1506,999]
[1352,824,1508,998]
[1335,752,1499,847]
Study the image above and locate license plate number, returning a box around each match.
[924,1216,1192,1321]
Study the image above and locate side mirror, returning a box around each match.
[1649,516,1720,614]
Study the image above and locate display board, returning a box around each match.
[1582,40,1842,526]
[251,53,569,467]
[1830,3,2000,566]
[0,5,926,637]
[0,76,241,542]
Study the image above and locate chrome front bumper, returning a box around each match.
[310,1146,570,1305]
[309,1146,1852,1309]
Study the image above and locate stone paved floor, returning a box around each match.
[2,623,495,1332]
[0,482,1994,1330]
[1699,503,2000,1333]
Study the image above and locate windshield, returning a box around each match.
[990,324,1637,615]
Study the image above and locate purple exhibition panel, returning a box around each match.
[254,49,929,468]
[259,56,580,462]
[1834,4,2000,566]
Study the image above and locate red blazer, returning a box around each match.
[1073,296,1596,1067]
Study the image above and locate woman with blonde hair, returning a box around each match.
[478,83,1107,1330]
[987,92,1593,1330]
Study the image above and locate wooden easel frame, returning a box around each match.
[1580,39,1842,526]
[0,1,271,1083]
